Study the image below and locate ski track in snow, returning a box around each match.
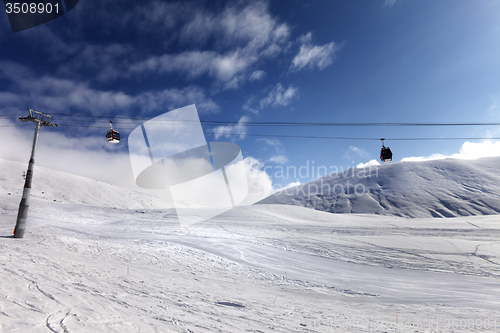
[1,203,500,332]
[1,159,500,332]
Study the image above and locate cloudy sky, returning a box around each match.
[1,0,500,201]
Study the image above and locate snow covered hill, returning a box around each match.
[1,159,499,331]
[257,156,500,218]
[0,159,171,210]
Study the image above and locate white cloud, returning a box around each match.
[284,181,301,189]
[16,24,80,61]
[349,146,370,158]
[290,32,339,71]
[0,62,219,115]
[269,155,289,164]
[217,2,285,46]
[384,0,397,7]
[8,3,178,81]
[133,1,184,32]
[130,49,257,90]
[212,116,249,140]
[178,11,216,45]
[0,118,273,207]
[343,145,370,161]
[459,141,500,158]
[0,91,22,106]
[59,43,133,82]
[257,138,282,147]
[259,83,298,108]
[242,97,260,114]
[249,70,266,81]
[137,86,219,114]
[0,118,137,191]
[16,77,134,115]
[128,1,291,90]
[130,51,214,78]
[8,1,292,91]
[244,82,298,113]
[357,160,381,168]
[177,1,285,48]
[401,141,500,162]
[212,50,256,89]
[239,156,274,205]
[297,32,313,45]
[0,116,282,208]
[257,138,287,162]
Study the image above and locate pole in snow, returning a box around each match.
[13,109,57,238]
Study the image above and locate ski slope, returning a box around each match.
[1,159,499,332]
[258,156,500,218]
[0,159,171,210]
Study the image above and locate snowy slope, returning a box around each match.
[258,156,500,218]
[1,160,499,332]
[0,159,171,210]
[1,203,499,332]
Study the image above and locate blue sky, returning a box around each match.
[1,0,500,199]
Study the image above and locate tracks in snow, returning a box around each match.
[46,312,72,333]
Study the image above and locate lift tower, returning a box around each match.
[13,109,57,238]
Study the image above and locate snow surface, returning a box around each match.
[258,156,500,218]
[1,159,500,332]
[0,159,172,209]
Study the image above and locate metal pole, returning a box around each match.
[14,120,41,238]
[12,109,56,238]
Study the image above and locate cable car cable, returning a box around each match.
[5,122,499,141]
[2,112,500,127]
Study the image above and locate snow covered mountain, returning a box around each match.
[0,159,171,210]
[257,156,500,218]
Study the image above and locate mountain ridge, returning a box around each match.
[257,156,500,218]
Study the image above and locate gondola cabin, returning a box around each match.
[380,139,392,163]
[380,146,392,162]
[106,121,121,144]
